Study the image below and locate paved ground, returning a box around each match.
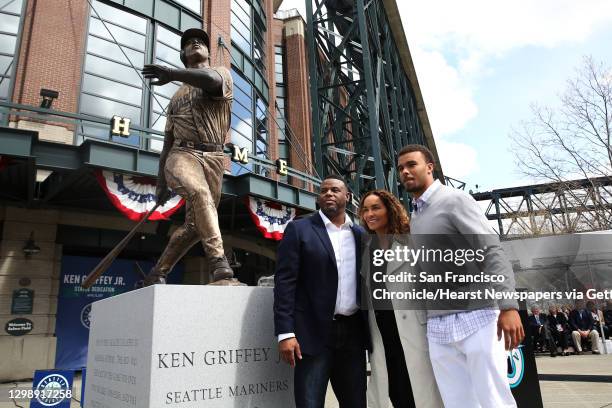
[0,354,609,407]
[324,354,612,408]
[536,354,612,408]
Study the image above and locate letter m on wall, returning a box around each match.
[231,145,249,164]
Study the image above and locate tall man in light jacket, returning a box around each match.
[397,144,525,408]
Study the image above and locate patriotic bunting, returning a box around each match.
[246,196,297,240]
[94,170,184,221]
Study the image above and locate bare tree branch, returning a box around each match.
[510,56,612,234]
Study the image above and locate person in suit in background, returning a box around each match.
[561,304,572,320]
[569,300,600,354]
[527,306,557,356]
[604,300,612,339]
[547,305,572,356]
[359,189,443,408]
[587,300,607,339]
[397,144,524,408]
[273,175,369,408]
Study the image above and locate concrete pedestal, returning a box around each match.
[84,285,294,408]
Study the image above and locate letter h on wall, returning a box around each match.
[111,115,131,137]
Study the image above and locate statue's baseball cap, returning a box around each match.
[180,28,210,50]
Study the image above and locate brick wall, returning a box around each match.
[263,4,280,181]
[12,0,88,118]
[283,17,313,183]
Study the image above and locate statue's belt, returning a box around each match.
[175,139,223,152]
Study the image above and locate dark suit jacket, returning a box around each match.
[273,212,369,356]
[547,313,570,335]
[569,309,594,331]
[527,313,547,334]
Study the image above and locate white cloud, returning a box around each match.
[411,48,478,137]
[277,0,612,182]
[436,140,479,180]
[277,0,305,16]
[400,0,612,136]
[402,0,612,57]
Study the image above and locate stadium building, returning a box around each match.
[0,0,440,379]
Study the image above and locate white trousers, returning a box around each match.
[571,330,599,352]
[428,317,517,408]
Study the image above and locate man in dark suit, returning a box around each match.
[527,306,556,356]
[604,300,612,339]
[274,175,368,408]
[569,300,600,354]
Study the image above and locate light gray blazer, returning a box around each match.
[410,183,519,318]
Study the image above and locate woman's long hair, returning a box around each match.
[358,189,410,234]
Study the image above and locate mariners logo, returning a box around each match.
[35,374,69,406]
[80,303,92,329]
[507,346,525,388]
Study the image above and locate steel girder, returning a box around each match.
[306,0,426,203]
[472,176,612,238]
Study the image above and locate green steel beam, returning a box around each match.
[306,0,439,203]
[0,126,318,211]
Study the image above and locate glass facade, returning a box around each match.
[229,0,269,176]
[0,0,24,123]
[149,25,182,151]
[109,0,201,31]
[79,0,193,149]
[230,0,266,72]
[79,1,147,146]
[231,68,254,175]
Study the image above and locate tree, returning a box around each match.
[510,56,612,233]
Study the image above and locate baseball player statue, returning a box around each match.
[139,28,239,286]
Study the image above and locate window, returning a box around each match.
[78,1,199,149]
[229,0,269,176]
[230,0,268,99]
[0,0,24,123]
[110,0,202,30]
[79,1,147,146]
[230,68,269,176]
[231,0,252,56]
[149,25,182,151]
[231,69,254,175]
[173,0,201,15]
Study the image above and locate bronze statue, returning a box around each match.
[139,28,237,286]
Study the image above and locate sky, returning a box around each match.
[277,0,612,192]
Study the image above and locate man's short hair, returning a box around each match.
[321,174,348,189]
[398,144,436,167]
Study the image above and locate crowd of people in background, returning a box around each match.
[527,299,612,357]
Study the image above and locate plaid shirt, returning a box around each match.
[427,309,499,344]
[415,181,499,344]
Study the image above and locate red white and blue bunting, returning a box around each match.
[94,170,184,221]
[246,196,297,241]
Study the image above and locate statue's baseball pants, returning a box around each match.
[155,148,225,274]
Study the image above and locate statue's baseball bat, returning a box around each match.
[81,203,161,289]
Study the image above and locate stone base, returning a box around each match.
[208,278,246,286]
[84,285,294,408]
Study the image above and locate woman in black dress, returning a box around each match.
[359,189,442,408]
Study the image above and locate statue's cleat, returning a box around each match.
[210,256,234,282]
[135,266,167,288]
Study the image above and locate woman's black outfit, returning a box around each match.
[370,236,416,408]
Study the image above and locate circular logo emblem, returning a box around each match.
[35,374,69,406]
[507,346,525,388]
[80,303,92,329]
